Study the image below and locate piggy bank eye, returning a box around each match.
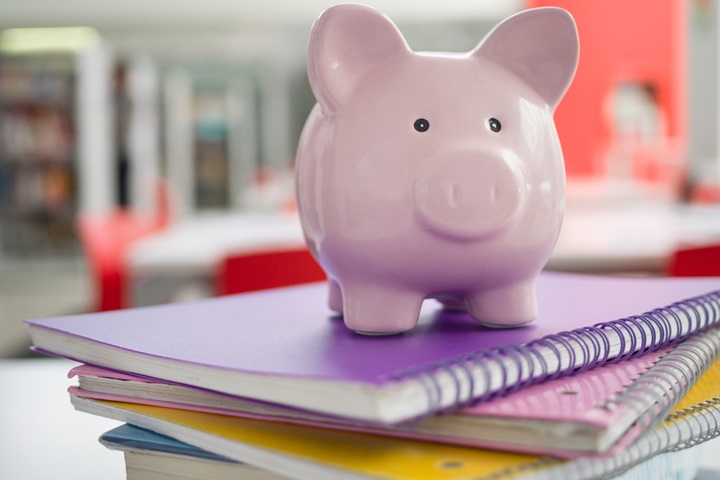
[488,118,502,133]
[414,118,430,132]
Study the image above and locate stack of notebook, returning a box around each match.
[26,271,720,479]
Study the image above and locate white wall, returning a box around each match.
[0,0,521,31]
[689,0,720,182]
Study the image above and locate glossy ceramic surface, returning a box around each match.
[295,4,579,334]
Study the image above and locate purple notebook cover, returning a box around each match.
[27,272,720,385]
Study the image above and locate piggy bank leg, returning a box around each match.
[341,282,424,335]
[466,280,537,328]
[328,279,343,313]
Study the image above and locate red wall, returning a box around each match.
[526,0,687,177]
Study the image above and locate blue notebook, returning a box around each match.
[101,424,231,462]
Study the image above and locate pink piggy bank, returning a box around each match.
[295,5,579,334]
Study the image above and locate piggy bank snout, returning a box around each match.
[414,150,525,240]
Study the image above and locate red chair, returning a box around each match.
[76,182,173,311]
[667,244,720,277]
[217,247,326,295]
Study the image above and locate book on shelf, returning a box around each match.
[0,53,80,258]
[98,423,706,480]
[72,348,720,480]
[68,327,720,457]
[27,272,720,425]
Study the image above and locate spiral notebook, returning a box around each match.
[67,327,720,457]
[71,349,720,480]
[27,272,720,424]
[98,424,703,480]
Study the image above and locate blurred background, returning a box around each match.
[1,0,720,357]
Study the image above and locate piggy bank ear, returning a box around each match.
[473,7,579,110]
[307,4,411,114]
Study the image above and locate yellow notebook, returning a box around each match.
[71,351,720,480]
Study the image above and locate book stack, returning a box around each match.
[26,272,720,479]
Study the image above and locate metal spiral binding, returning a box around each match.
[664,398,720,450]
[387,288,720,420]
[558,374,720,477]
[601,328,720,440]
[475,327,720,480]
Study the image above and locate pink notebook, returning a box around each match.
[68,327,720,458]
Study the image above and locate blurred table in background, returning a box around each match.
[549,200,720,274]
[128,211,305,306]
[126,202,720,308]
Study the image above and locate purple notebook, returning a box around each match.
[27,272,720,424]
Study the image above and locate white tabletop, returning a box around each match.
[0,358,125,480]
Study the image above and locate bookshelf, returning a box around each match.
[0,53,78,258]
[193,86,231,210]
[0,29,114,262]
[162,63,260,217]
